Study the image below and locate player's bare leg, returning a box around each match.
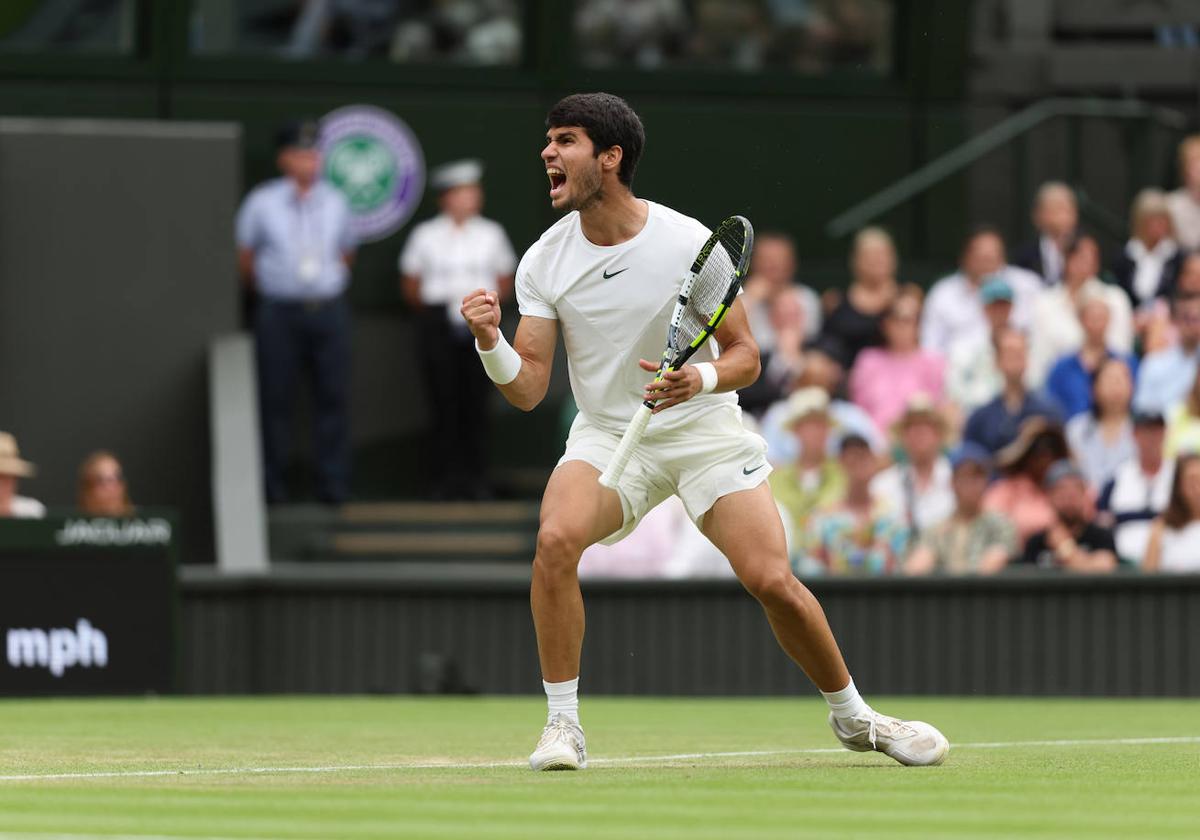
[527,460,624,770]
[700,482,851,691]
[702,482,949,766]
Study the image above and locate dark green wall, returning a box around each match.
[0,1,972,302]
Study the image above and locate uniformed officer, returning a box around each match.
[236,119,357,505]
[400,160,516,499]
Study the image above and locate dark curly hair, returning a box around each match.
[546,92,645,187]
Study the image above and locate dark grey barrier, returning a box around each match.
[1,516,177,695]
[178,568,1200,697]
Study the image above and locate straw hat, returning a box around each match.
[779,387,831,428]
[0,432,36,478]
[889,393,948,439]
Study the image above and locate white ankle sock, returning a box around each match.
[544,677,580,724]
[822,678,869,721]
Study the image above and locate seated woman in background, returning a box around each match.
[1112,188,1183,310]
[1145,453,1200,572]
[1065,357,1136,490]
[818,227,900,369]
[849,289,945,437]
[77,450,134,517]
[983,417,1073,546]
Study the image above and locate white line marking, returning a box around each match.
[1,736,1196,783]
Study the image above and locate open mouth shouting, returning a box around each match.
[547,166,567,200]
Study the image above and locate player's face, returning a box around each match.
[542,126,604,212]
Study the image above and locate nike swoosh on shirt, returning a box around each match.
[603,267,629,279]
[742,464,766,475]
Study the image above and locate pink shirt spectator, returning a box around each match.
[984,473,1096,546]
[983,475,1056,546]
[849,348,945,435]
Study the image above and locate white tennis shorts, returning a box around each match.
[558,404,772,545]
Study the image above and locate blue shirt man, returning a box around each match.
[235,119,357,504]
[236,179,354,301]
[963,327,1063,454]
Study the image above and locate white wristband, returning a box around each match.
[476,333,522,385]
[694,362,718,394]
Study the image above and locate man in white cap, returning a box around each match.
[400,159,516,499]
[0,432,45,519]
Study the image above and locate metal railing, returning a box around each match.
[825,98,1191,240]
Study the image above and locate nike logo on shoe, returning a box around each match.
[603,267,629,279]
[743,464,766,475]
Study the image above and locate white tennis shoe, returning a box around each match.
[529,714,588,771]
[829,710,949,766]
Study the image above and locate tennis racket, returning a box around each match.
[598,215,754,490]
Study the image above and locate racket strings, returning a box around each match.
[676,224,747,350]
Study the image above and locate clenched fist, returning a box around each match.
[461,288,501,349]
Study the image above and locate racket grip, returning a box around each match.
[599,404,653,489]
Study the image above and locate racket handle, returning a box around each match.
[599,403,653,489]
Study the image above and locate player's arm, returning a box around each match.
[641,297,761,414]
[461,288,557,411]
[237,247,256,289]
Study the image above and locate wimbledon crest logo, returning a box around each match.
[319,105,425,243]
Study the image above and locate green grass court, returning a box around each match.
[1,696,1197,839]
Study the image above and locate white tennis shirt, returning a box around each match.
[516,200,740,436]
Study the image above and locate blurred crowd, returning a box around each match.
[191,0,524,64]
[575,0,891,73]
[581,135,1200,579]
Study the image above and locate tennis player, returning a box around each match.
[460,93,948,771]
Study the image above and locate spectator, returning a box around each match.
[760,335,885,463]
[236,119,356,505]
[869,395,954,537]
[1097,410,1173,565]
[401,159,516,500]
[819,226,898,368]
[984,417,1071,545]
[77,450,134,517]
[742,232,821,355]
[849,290,944,436]
[1112,188,1183,310]
[1145,453,1200,572]
[904,443,1017,575]
[1027,235,1133,387]
[0,432,44,519]
[738,232,820,415]
[945,276,1013,416]
[1165,367,1200,459]
[801,434,909,576]
[1167,134,1200,251]
[1019,461,1117,572]
[768,388,846,538]
[921,225,1042,357]
[1141,252,1200,354]
[1013,181,1079,285]
[964,328,1063,455]
[1135,292,1200,414]
[1065,357,1136,490]
[1045,289,1139,420]
[738,285,811,415]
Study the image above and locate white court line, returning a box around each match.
[1,736,1197,784]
